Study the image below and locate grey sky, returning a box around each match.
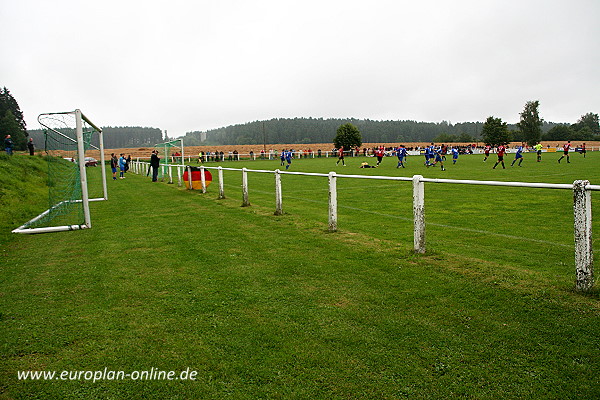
[2,0,598,138]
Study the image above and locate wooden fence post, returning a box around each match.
[413,174,426,254]
[274,169,283,215]
[573,180,593,291]
[242,168,250,207]
[218,167,225,199]
[328,171,337,232]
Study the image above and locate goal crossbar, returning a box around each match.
[12,109,107,234]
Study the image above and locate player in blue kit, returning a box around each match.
[396,145,407,168]
[431,147,446,171]
[511,145,524,167]
[451,147,459,164]
[424,144,432,166]
[285,150,293,170]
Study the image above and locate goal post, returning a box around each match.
[155,138,184,165]
[12,109,107,234]
[155,138,184,181]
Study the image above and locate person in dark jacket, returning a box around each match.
[150,150,160,182]
[4,135,13,155]
[27,138,34,156]
[110,153,118,180]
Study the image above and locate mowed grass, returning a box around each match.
[0,150,599,399]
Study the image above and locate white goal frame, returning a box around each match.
[12,109,107,234]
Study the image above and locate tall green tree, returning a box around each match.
[481,116,511,147]
[572,112,599,135]
[0,87,27,133]
[333,123,362,149]
[542,125,574,141]
[0,87,28,151]
[0,110,27,150]
[517,100,543,147]
[432,133,456,143]
[457,132,474,142]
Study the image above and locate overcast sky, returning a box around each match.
[2,0,599,137]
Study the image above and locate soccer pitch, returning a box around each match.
[207,150,600,285]
[1,151,599,398]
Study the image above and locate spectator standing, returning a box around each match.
[118,154,126,178]
[110,153,118,180]
[27,138,34,155]
[4,135,13,155]
[150,150,160,182]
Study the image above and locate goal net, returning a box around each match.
[155,139,184,181]
[12,110,107,234]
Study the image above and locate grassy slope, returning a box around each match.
[0,154,49,245]
[0,152,599,399]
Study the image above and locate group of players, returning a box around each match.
[482,140,585,169]
[278,141,585,171]
[329,141,585,171]
[334,144,461,171]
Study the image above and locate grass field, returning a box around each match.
[1,151,599,399]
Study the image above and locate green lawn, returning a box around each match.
[0,151,599,399]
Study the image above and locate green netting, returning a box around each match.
[155,139,183,179]
[22,112,96,229]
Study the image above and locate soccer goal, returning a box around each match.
[155,139,184,182]
[12,109,107,234]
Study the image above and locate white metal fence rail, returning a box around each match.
[132,160,597,292]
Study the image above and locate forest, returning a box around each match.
[2,86,597,151]
[26,126,163,150]
[20,117,597,151]
[182,117,565,146]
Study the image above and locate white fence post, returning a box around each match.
[168,165,173,184]
[274,169,283,215]
[200,166,206,193]
[218,167,225,199]
[177,166,182,187]
[242,167,250,207]
[573,180,593,291]
[187,166,193,190]
[328,171,337,232]
[413,174,426,254]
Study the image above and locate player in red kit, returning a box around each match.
[336,146,346,166]
[558,141,571,163]
[483,145,491,162]
[493,144,506,169]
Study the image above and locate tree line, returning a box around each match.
[1,86,165,151]
[0,87,28,150]
[182,117,580,147]
[26,126,164,150]
[480,101,599,147]
[2,86,598,152]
